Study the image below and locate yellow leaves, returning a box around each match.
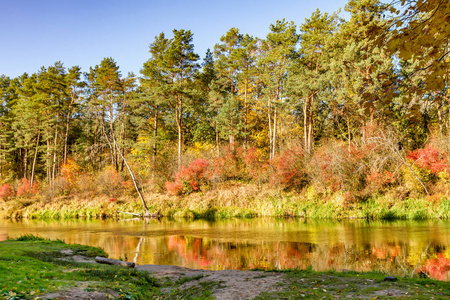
[191,142,214,154]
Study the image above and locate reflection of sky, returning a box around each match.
[1,219,449,280]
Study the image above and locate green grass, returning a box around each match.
[0,235,160,300]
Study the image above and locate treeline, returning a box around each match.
[0,0,449,200]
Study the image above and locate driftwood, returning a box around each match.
[118,210,162,219]
[95,256,135,268]
[117,211,141,217]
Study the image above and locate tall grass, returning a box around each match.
[1,183,450,220]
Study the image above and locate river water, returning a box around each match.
[1,218,449,280]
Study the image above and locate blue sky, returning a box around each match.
[1,0,349,78]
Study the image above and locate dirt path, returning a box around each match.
[137,264,285,300]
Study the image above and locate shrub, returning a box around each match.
[244,147,268,184]
[0,183,13,199]
[94,168,122,198]
[60,158,81,188]
[166,158,210,195]
[211,146,246,182]
[309,141,367,192]
[16,178,39,197]
[365,169,397,195]
[407,145,449,174]
[399,144,450,195]
[270,146,308,190]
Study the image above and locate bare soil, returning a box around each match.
[137,264,285,300]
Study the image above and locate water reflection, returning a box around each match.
[1,218,449,280]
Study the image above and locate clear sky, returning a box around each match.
[0,0,349,78]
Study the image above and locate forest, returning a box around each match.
[0,0,449,218]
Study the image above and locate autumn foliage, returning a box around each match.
[16,178,39,196]
[407,145,449,174]
[270,146,308,190]
[0,183,13,199]
[422,255,450,281]
[211,146,246,182]
[166,158,210,195]
[60,158,81,188]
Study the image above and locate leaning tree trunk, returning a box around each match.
[110,132,149,214]
[30,130,40,187]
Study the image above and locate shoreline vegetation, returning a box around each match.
[1,236,449,299]
[1,182,450,220]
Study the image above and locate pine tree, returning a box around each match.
[289,9,338,153]
[258,19,299,159]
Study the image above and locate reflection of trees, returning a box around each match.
[143,236,450,280]
[422,255,450,281]
[1,219,449,280]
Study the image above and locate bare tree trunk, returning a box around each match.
[64,113,70,164]
[111,133,149,214]
[52,126,58,182]
[215,108,220,157]
[30,131,40,187]
[23,148,28,179]
[437,101,443,137]
[308,97,314,153]
[272,106,277,159]
[303,97,309,153]
[46,135,51,184]
[152,107,158,182]
[346,110,351,151]
[176,97,183,169]
[268,100,273,160]
[244,78,248,151]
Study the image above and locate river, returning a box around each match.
[1,218,449,280]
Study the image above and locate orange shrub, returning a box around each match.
[0,183,13,199]
[60,158,81,187]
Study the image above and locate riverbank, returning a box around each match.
[1,183,450,220]
[1,236,449,299]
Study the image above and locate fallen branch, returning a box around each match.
[118,210,162,219]
[95,256,135,268]
[117,211,141,217]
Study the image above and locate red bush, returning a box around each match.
[270,146,308,190]
[16,178,39,196]
[244,147,268,182]
[211,146,246,181]
[366,170,396,193]
[407,145,449,174]
[166,159,210,195]
[0,183,13,199]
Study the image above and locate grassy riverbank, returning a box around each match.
[1,183,450,220]
[1,236,449,299]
